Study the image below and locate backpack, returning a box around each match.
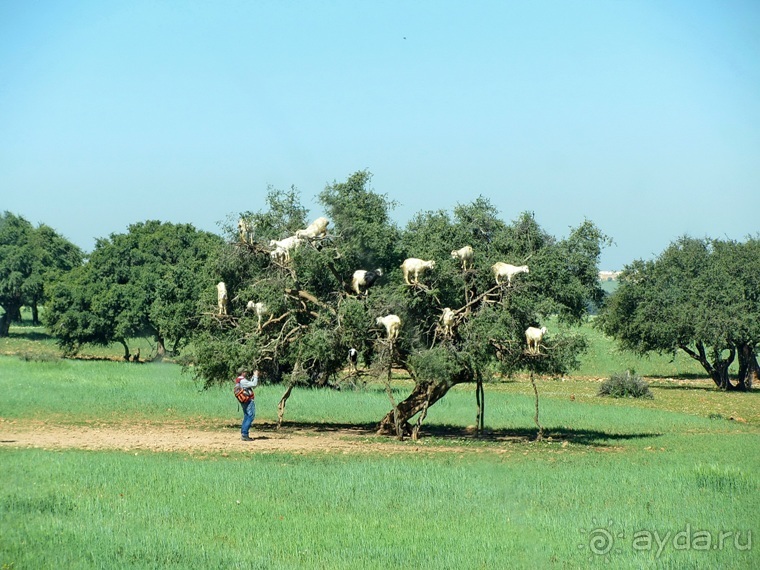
[234,383,254,404]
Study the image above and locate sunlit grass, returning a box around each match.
[1,438,757,569]
[2,313,759,569]
[2,356,758,429]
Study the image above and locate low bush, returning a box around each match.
[598,370,653,399]
[18,352,60,363]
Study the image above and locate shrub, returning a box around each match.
[598,370,653,399]
[18,352,60,363]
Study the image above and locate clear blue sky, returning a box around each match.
[2,0,758,269]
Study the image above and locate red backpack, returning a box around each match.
[234,383,254,404]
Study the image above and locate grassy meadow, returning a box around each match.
[1,318,758,569]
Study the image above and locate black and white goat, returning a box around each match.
[347,347,359,372]
[351,268,383,295]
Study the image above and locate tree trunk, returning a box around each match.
[155,336,166,361]
[383,356,403,440]
[1,302,22,335]
[377,376,465,435]
[530,371,544,441]
[711,363,732,390]
[119,339,130,361]
[681,342,740,390]
[31,303,40,326]
[277,385,294,429]
[8,305,22,323]
[475,373,485,434]
[737,343,758,391]
[411,384,434,441]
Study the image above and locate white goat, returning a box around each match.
[216,281,228,315]
[269,235,303,262]
[525,326,547,354]
[401,258,436,285]
[440,307,456,337]
[376,314,401,342]
[296,217,329,239]
[492,262,529,287]
[237,218,253,244]
[246,301,269,329]
[351,268,383,295]
[451,246,474,271]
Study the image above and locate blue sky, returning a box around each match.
[1,0,758,269]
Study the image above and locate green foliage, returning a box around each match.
[234,185,308,243]
[192,173,405,386]
[573,317,708,378]
[45,221,222,357]
[0,212,82,334]
[598,370,654,399]
[191,172,609,432]
[598,236,760,390]
[319,169,401,271]
[407,345,468,386]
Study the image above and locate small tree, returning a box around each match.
[46,221,222,359]
[0,212,83,335]
[598,236,760,391]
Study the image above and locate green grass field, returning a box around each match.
[1,318,758,569]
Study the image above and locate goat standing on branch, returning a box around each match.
[451,246,474,271]
[351,268,383,295]
[237,218,254,244]
[216,281,228,315]
[525,326,547,354]
[376,314,401,342]
[347,347,359,373]
[440,307,456,338]
[492,262,529,287]
[269,235,303,263]
[401,258,436,285]
[246,301,269,330]
[295,217,329,239]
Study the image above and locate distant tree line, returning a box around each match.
[2,172,757,410]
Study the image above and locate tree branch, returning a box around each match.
[285,288,337,315]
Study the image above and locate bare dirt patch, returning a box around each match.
[0,419,518,455]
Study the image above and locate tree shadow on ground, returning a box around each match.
[8,330,54,342]
[646,373,713,381]
[652,384,757,394]
[223,420,661,447]
[410,424,661,446]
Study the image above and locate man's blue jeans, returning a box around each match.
[241,400,255,437]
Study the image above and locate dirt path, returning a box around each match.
[0,419,496,455]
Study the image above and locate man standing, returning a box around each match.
[235,368,259,441]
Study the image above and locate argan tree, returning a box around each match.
[0,212,83,335]
[598,236,760,391]
[192,171,608,437]
[46,220,222,359]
